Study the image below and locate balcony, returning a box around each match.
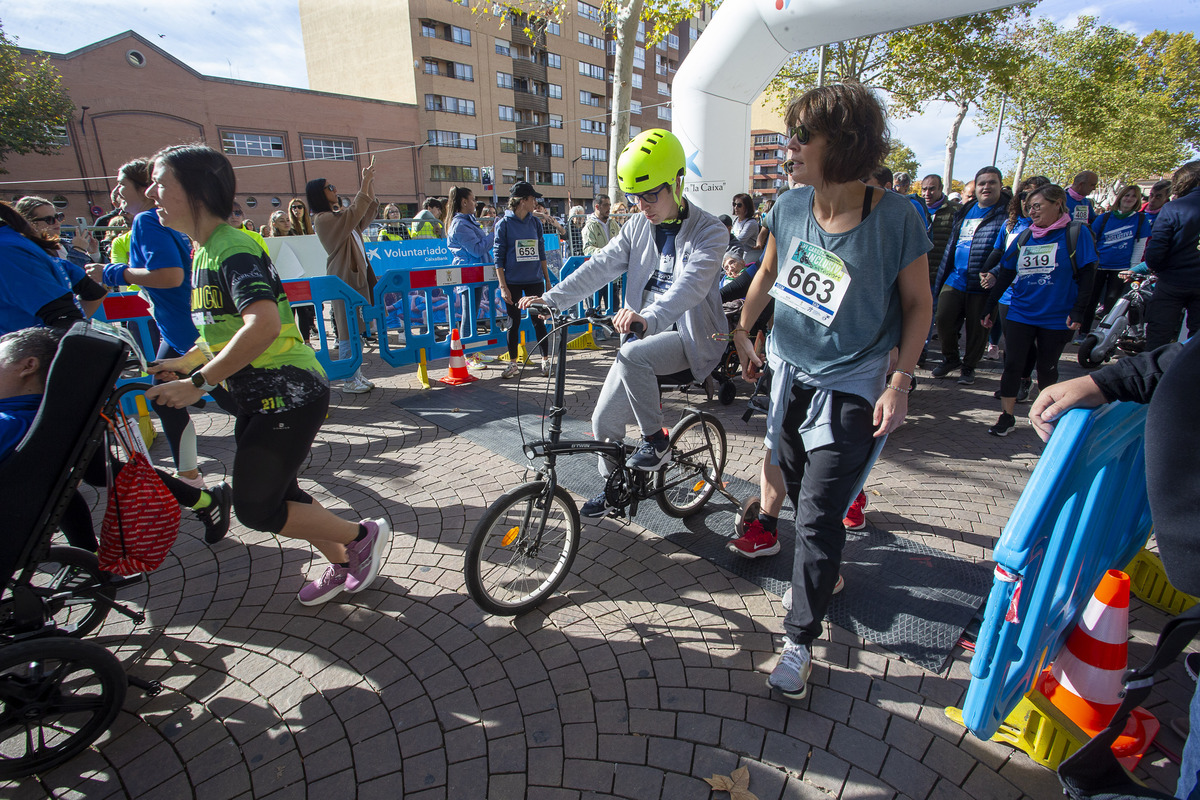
[512,57,548,83]
[515,124,551,143]
[517,153,550,173]
[513,89,549,114]
[511,25,545,49]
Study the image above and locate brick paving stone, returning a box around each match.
[598,732,649,765]
[830,722,889,775]
[562,759,616,793]
[880,748,938,799]
[611,764,666,800]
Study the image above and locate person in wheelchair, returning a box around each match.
[0,326,233,549]
[517,129,728,518]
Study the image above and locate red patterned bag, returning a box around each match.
[97,412,181,575]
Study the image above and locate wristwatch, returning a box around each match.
[190,371,217,392]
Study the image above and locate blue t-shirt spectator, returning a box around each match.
[493,210,546,284]
[999,224,1099,329]
[992,218,1031,306]
[0,226,79,335]
[947,203,993,292]
[1092,211,1151,271]
[1065,193,1096,225]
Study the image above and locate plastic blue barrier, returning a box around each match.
[558,255,623,315]
[283,275,367,381]
[960,402,1152,741]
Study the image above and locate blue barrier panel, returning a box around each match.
[283,276,366,381]
[960,402,1152,740]
[558,255,622,316]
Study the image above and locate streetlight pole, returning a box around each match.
[991,96,1007,167]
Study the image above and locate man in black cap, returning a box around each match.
[493,182,554,377]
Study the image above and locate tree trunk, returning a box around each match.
[943,100,970,188]
[1013,133,1034,190]
[607,0,645,204]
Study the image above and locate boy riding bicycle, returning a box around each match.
[517,129,728,517]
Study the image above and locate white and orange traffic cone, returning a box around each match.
[1035,569,1159,769]
[440,329,478,386]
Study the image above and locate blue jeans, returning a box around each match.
[1178,678,1200,798]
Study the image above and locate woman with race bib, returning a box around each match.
[493,182,553,379]
[732,82,932,701]
[1080,184,1151,337]
[980,184,1097,436]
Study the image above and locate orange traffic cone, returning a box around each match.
[1035,569,1158,769]
[440,329,478,386]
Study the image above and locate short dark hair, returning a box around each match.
[118,159,153,190]
[0,326,64,389]
[1171,161,1200,198]
[152,144,236,223]
[305,179,332,214]
[784,82,890,184]
[1151,179,1172,194]
[423,197,444,211]
[732,192,754,217]
[975,166,1003,183]
[921,174,944,188]
[871,165,894,187]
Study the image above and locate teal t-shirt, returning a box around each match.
[763,186,932,378]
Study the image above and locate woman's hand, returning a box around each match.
[501,286,514,305]
[1066,315,1081,331]
[73,229,98,257]
[980,273,996,289]
[873,388,908,437]
[613,308,646,335]
[733,329,763,380]
[147,356,194,381]
[146,379,204,409]
[1028,375,1107,442]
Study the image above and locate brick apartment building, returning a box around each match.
[4,32,422,225]
[298,0,711,216]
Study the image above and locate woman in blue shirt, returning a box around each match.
[1081,184,1151,335]
[446,186,494,265]
[981,184,1097,436]
[493,182,552,378]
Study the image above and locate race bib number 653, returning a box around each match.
[515,238,538,261]
[769,236,851,327]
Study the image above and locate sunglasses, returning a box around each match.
[32,212,65,225]
[787,122,811,145]
[625,185,668,206]
[324,184,336,193]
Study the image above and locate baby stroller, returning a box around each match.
[0,321,161,778]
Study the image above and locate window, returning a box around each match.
[629,125,642,136]
[579,90,601,107]
[545,52,561,68]
[580,119,607,135]
[453,63,473,81]
[498,105,514,121]
[637,21,645,42]
[608,40,617,56]
[655,54,667,75]
[629,100,642,115]
[549,114,563,129]
[657,106,672,121]
[657,80,670,96]
[667,33,680,49]
[425,94,475,115]
[577,1,602,22]
[430,165,480,183]
[582,173,608,188]
[534,171,564,186]
[578,61,605,81]
[632,73,642,89]
[423,59,441,76]
[421,21,437,38]
[222,131,284,158]
[633,47,645,68]
[578,31,604,49]
[500,137,517,153]
[754,133,786,146]
[548,83,562,99]
[50,125,70,148]
[302,137,355,161]
[546,20,560,36]
[581,146,607,161]
[502,169,521,185]
[495,39,510,56]
[497,72,514,89]
[550,143,564,158]
[427,130,477,149]
[552,172,565,185]
[451,26,471,45]
[657,39,667,51]
[689,24,699,41]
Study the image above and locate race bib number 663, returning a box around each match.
[769,236,852,327]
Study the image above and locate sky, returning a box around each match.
[4,0,1198,185]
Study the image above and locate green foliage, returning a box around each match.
[0,22,74,172]
[886,141,920,177]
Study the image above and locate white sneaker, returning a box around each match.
[501,363,521,379]
[768,639,811,699]
[540,357,552,377]
[342,373,373,394]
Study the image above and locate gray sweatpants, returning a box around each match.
[593,331,691,475]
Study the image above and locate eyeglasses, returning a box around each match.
[625,185,668,206]
[31,212,65,225]
[786,122,811,146]
[1028,202,1047,213]
[324,184,336,193]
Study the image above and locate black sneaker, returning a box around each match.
[988,413,1016,437]
[931,361,961,378]
[580,491,616,518]
[628,432,670,471]
[957,368,976,386]
[1016,378,1034,404]
[196,481,232,544]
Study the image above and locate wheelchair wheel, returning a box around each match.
[465,481,581,616]
[0,636,127,779]
[8,548,116,638]
[718,380,737,406]
[656,413,727,518]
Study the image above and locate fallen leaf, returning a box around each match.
[703,766,759,800]
[704,775,734,792]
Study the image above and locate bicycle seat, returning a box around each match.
[656,368,695,386]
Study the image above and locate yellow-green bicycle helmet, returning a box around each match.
[616,128,686,199]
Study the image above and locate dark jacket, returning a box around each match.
[1144,187,1200,289]
[926,197,962,286]
[933,191,1012,296]
[1090,337,1198,593]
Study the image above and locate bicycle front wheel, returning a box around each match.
[465,481,581,616]
[656,412,727,518]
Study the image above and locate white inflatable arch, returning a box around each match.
[673,0,1017,213]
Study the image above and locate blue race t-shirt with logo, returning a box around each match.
[947,203,991,291]
[1092,212,1150,271]
[999,224,1099,329]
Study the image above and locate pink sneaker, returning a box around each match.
[843,492,867,531]
[298,563,349,606]
[345,518,391,593]
[727,518,781,558]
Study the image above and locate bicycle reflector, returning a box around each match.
[502,527,520,547]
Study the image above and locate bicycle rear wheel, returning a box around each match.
[656,412,727,518]
[465,481,581,616]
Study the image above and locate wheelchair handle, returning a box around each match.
[113,381,207,409]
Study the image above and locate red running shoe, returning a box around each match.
[843,492,867,531]
[727,518,781,558]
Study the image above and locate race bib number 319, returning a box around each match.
[1017,242,1057,276]
[770,236,851,327]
